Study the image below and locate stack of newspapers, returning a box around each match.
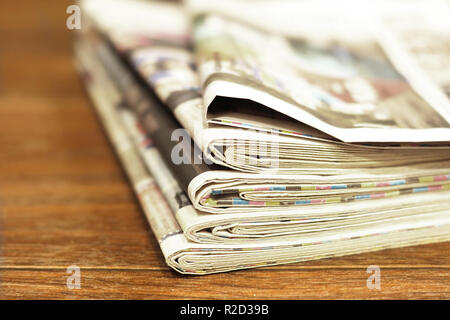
[75,0,450,274]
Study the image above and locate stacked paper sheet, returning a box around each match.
[74,0,450,274]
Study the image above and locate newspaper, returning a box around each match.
[75,36,450,274]
[82,0,450,178]
[188,0,450,143]
[380,3,450,99]
[78,0,450,222]
[78,19,450,256]
[93,28,450,220]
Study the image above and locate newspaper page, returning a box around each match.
[188,0,450,143]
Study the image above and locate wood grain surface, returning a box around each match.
[0,0,449,299]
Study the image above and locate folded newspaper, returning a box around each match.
[76,0,450,274]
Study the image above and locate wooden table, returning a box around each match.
[1,0,449,299]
